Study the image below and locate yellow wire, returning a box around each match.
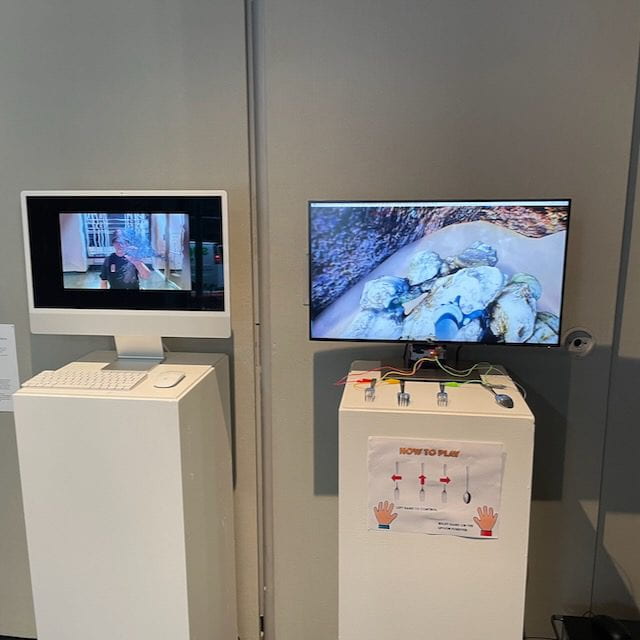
[379,357,437,382]
[349,355,524,397]
[435,359,502,378]
[380,356,502,382]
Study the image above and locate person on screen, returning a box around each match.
[99,230,151,290]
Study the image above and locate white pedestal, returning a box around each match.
[339,366,534,640]
[14,352,236,640]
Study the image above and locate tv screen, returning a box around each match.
[309,199,570,345]
[60,213,194,291]
[26,194,226,312]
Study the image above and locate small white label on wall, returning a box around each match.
[0,324,20,412]
[368,436,505,538]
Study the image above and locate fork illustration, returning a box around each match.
[364,378,377,402]
[397,379,410,407]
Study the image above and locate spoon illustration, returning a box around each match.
[394,462,400,501]
[419,462,425,502]
[441,463,448,504]
[463,466,471,504]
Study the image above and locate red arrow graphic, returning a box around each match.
[418,475,426,485]
[439,476,451,484]
[391,474,403,481]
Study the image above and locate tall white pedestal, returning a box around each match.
[14,352,236,640]
[339,366,534,640]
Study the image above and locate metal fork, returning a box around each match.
[364,378,377,402]
[397,379,410,407]
[437,382,448,407]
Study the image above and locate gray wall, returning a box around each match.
[592,80,640,620]
[257,1,640,638]
[0,1,260,638]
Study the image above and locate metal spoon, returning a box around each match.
[483,383,514,408]
[463,466,471,504]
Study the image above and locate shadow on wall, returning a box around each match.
[165,336,237,488]
[594,535,639,621]
[464,343,577,502]
[313,345,398,495]
[592,354,640,620]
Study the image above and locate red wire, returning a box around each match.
[333,366,386,386]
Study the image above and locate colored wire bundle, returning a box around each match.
[336,356,527,399]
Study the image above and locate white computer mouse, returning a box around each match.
[153,371,186,388]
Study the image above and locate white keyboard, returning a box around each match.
[23,369,147,391]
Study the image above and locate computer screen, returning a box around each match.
[22,191,231,339]
[309,199,570,345]
[60,213,194,292]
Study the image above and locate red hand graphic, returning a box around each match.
[473,506,498,536]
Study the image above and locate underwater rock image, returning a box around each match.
[359,276,409,310]
[489,280,538,343]
[309,203,568,316]
[528,311,561,344]
[441,241,498,275]
[344,308,405,340]
[427,266,505,315]
[406,251,442,285]
[309,208,428,315]
[509,273,542,300]
[402,266,505,341]
[454,318,484,342]
[319,239,562,344]
[310,201,569,344]
[345,275,409,339]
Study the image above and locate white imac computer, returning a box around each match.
[21,190,231,359]
[15,190,237,640]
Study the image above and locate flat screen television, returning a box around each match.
[309,199,570,345]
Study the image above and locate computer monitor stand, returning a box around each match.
[106,336,165,370]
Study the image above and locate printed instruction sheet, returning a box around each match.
[0,324,20,412]
[368,436,505,539]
